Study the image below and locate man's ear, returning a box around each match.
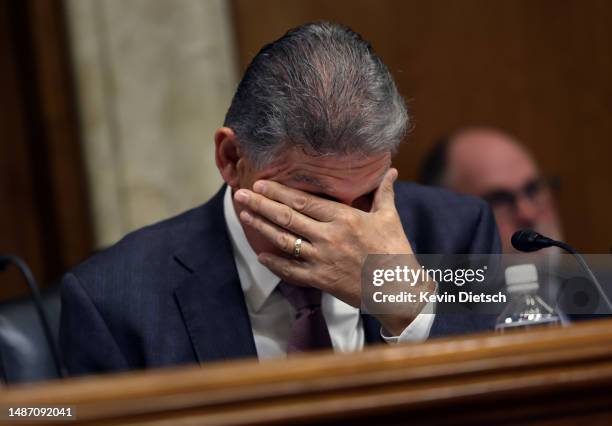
[214,127,242,188]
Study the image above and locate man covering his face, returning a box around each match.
[60,23,500,375]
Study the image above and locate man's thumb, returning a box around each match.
[372,168,398,211]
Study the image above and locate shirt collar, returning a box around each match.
[223,186,280,312]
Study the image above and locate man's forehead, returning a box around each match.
[286,169,387,196]
[258,149,391,193]
[449,136,538,193]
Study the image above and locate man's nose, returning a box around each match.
[514,195,539,225]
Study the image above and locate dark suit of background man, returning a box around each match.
[60,22,500,376]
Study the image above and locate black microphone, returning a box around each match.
[511,230,612,312]
[0,255,66,379]
[511,229,555,252]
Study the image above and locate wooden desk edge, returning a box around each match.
[2,319,612,425]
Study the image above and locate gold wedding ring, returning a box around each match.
[293,238,302,258]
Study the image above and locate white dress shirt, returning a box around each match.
[223,186,435,359]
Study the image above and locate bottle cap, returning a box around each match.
[505,264,539,293]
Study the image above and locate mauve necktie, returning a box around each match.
[277,281,333,353]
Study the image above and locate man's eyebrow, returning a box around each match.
[290,174,329,189]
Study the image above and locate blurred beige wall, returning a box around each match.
[66,0,236,248]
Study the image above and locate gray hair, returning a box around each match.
[223,22,408,168]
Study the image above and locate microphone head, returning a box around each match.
[511,229,553,252]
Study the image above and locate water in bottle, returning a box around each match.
[495,264,562,332]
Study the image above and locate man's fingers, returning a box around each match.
[371,168,398,212]
[252,180,338,222]
[234,189,322,240]
[239,210,315,259]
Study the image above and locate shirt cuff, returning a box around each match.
[380,300,436,344]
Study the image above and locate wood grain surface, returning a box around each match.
[2,319,612,425]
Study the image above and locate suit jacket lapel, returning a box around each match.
[361,313,384,345]
[173,186,257,363]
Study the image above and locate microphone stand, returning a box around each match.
[0,255,66,379]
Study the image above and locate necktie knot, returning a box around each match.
[276,281,332,353]
[277,281,322,312]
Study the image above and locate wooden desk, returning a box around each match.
[2,319,612,425]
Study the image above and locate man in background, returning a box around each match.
[419,127,563,253]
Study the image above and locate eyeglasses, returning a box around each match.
[481,177,559,213]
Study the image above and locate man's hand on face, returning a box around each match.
[234,168,432,335]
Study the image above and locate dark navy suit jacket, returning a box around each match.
[60,183,500,376]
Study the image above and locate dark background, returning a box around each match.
[1,0,611,300]
[0,0,92,300]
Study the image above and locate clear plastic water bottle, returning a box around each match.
[495,264,561,332]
